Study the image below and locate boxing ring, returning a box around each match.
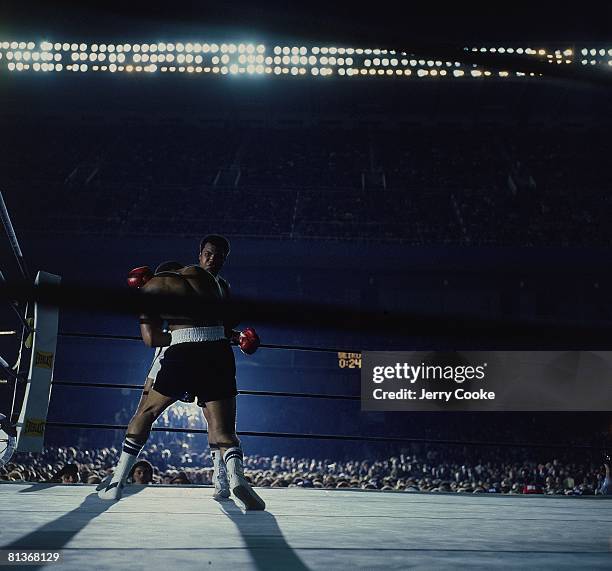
[1,483,610,569]
[1,188,611,570]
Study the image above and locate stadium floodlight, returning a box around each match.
[80,63,87,72]
[55,63,62,71]
[417,69,427,76]
[516,48,524,54]
[109,63,117,72]
[471,70,482,77]
[273,46,281,55]
[176,43,184,52]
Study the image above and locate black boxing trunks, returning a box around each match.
[153,327,237,405]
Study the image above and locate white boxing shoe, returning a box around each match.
[224,447,265,511]
[97,480,124,501]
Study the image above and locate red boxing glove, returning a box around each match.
[127,266,153,289]
[235,327,260,355]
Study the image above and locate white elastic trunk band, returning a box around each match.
[170,326,226,345]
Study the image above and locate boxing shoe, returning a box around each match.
[223,447,265,511]
[97,479,124,501]
[95,473,112,492]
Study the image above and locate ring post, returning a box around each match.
[16,271,61,452]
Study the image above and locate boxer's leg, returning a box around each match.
[206,397,265,510]
[96,376,155,492]
[99,388,175,500]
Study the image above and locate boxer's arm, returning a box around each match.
[219,277,241,338]
[139,277,172,348]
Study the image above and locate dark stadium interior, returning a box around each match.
[0,6,610,498]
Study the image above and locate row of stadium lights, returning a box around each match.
[1,61,523,78]
[4,41,612,75]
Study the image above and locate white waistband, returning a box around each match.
[170,326,226,345]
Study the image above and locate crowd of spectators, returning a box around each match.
[3,124,612,246]
[2,441,609,496]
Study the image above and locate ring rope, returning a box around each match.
[41,420,606,450]
[52,380,360,401]
[5,281,612,342]
[57,331,358,354]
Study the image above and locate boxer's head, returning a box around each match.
[199,234,230,275]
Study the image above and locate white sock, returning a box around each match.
[111,437,143,484]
